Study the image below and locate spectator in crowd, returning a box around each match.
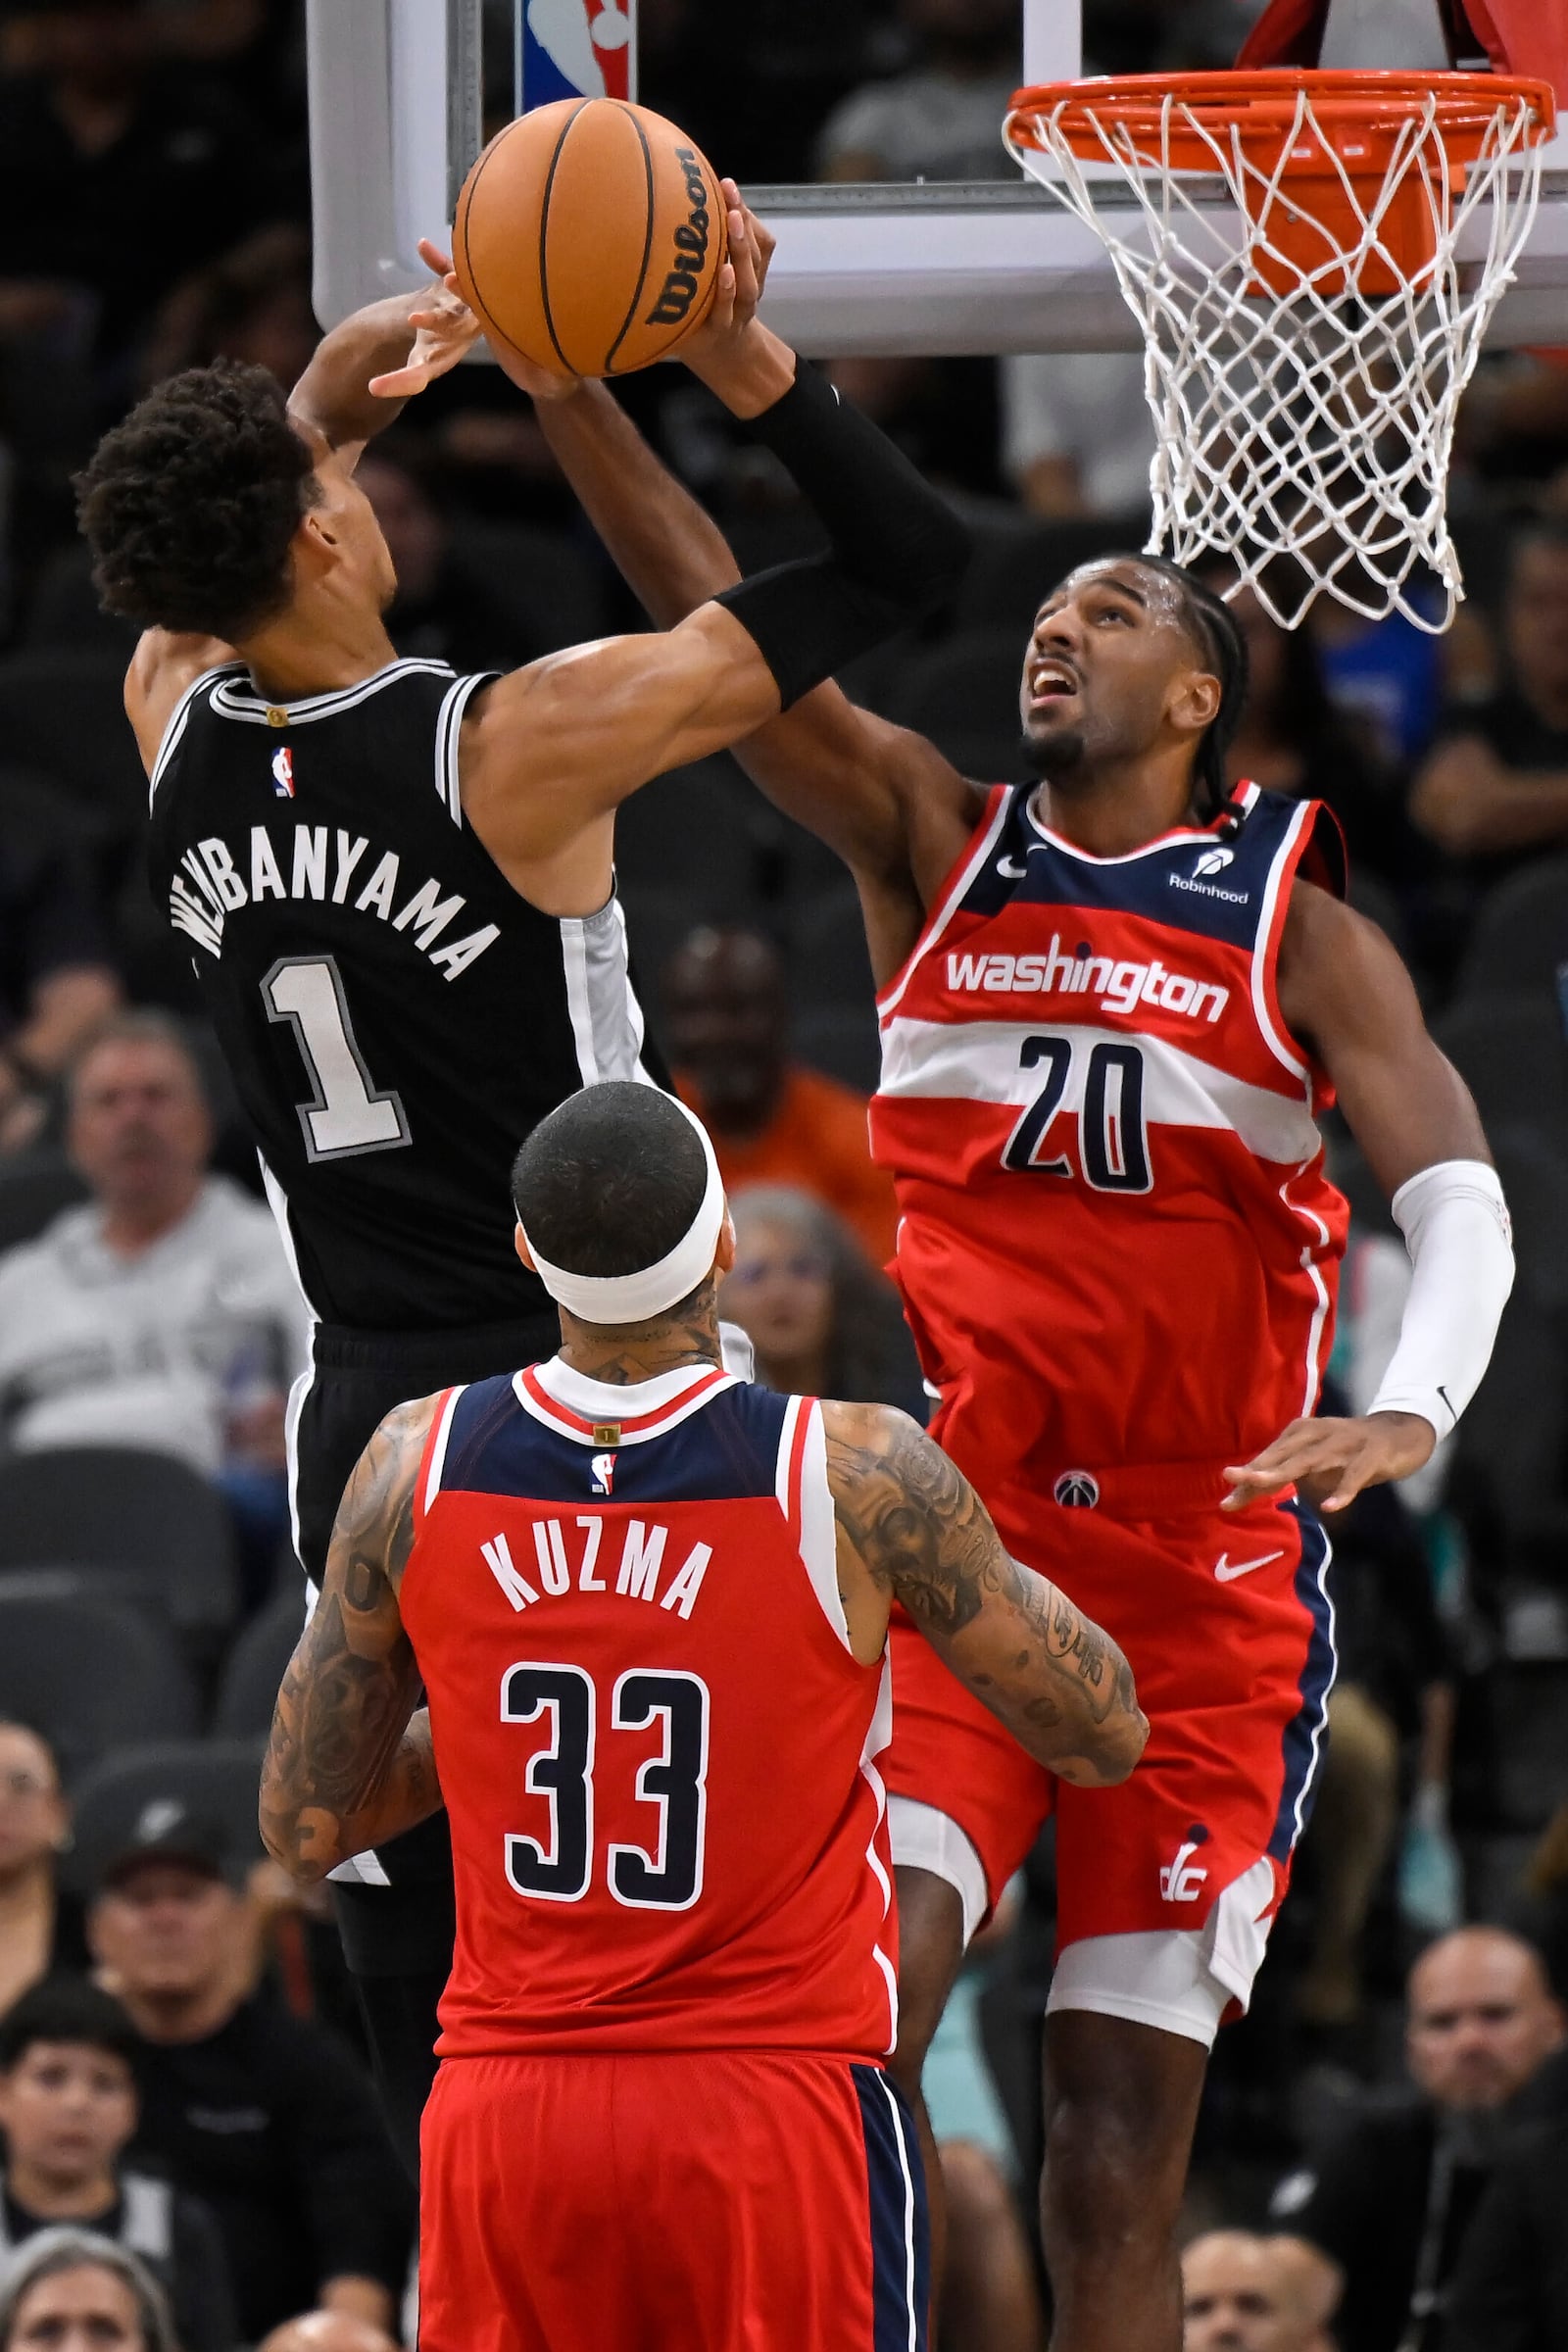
[85,1806,412,2344]
[0,2230,176,2352]
[723,1185,925,1417]
[356,440,562,673]
[258,2319,400,2352]
[0,807,120,1156]
[1181,2230,1341,2352]
[1410,521,1568,880]
[0,0,292,400]
[936,2136,1046,2352]
[813,0,1017,183]
[1443,2111,1568,2352]
[0,1978,234,2352]
[0,1011,308,1598]
[140,222,318,395]
[663,927,899,1263]
[1270,1926,1568,2352]
[1197,562,1413,887]
[0,1726,87,2020]
[999,353,1155,520]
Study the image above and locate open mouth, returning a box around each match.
[1027,662,1079,710]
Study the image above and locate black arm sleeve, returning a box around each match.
[711,360,970,709]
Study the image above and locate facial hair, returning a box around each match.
[1020,723,1087,779]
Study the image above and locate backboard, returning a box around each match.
[305,0,1568,354]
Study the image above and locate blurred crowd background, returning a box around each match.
[0,1,1567,2347]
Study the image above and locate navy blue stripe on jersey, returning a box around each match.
[439,1373,793,1507]
[953,786,1328,952]
[1269,1504,1337,1863]
[853,2064,930,2352]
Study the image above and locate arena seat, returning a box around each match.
[955,513,1152,638]
[0,1154,88,1253]
[0,1584,198,1784]
[0,1446,241,1642]
[786,884,876,1012]
[22,543,139,657]
[1452,855,1568,1004]
[0,651,146,845]
[213,1588,305,1740]
[64,1738,268,1896]
[1433,993,1568,1166]
[794,1003,880,1095]
[880,628,1034,780]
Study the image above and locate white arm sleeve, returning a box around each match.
[1367,1159,1515,1438]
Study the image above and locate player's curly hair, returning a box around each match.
[74,361,318,641]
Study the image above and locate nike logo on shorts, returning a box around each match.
[1214,1549,1285,1582]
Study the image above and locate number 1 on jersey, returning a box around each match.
[263,956,410,1161]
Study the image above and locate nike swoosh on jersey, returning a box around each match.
[1214,1549,1286,1581]
[998,855,1027,878]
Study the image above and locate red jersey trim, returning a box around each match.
[1252,800,1345,1093]
[877,785,1010,1018]
[414,1386,462,1534]
[513,1363,734,1446]
[1020,778,1264,862]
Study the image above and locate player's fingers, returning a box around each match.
[368,365,423,398]
[417,237,456,275]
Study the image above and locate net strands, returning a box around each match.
[1004,76,1551,630]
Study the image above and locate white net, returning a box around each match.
[1004,80,1549,630]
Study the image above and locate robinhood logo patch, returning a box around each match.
[646,149,711,326]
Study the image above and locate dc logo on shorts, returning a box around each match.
[590,1451,616,1497]
[1053,1470,1100,1509]
[1192,845,1234,877]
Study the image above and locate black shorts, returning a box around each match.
[290,1312,560,1976]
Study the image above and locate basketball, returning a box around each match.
[452,99,727,379]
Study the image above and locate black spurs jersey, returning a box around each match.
[147,657,663,1331]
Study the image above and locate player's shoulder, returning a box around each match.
[125,630,240,777]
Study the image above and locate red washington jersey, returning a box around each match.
[870,782,1350,1503]
[399,1359,897,2061]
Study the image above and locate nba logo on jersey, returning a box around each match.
[590,1450,616,1497]
[270,747,295,800]
[518,0,635,108]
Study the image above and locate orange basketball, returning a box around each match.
[452,99,727,379]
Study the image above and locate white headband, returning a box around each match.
[519,1095,727,1323]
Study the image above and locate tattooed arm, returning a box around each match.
[822,1401,1148,1786]
[260,1395,444,1882]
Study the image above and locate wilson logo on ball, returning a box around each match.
[645,148,712,326]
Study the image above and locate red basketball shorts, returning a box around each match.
[418,2048,929,2352]
[884,1489,1335,2039]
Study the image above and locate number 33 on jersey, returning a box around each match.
[401,1364,901,2063]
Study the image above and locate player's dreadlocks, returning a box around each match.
[74,361,318,642]
[512,1084,710,1288]
[1134,555,1251,838]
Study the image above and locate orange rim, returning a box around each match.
[1006,68,1558,169]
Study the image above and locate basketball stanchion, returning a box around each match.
[1004,71,1557,629]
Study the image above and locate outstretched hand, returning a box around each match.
[368,241,484,399]
[377,237,584,405]
[1222,1410,1436,1515]
[677,180,775,375]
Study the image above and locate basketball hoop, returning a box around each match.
[1004,71,1556,628]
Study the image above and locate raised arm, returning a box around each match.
[260,1396,443,1882]
[1225,882,1513,1514]
[821,1400,1148,1787]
